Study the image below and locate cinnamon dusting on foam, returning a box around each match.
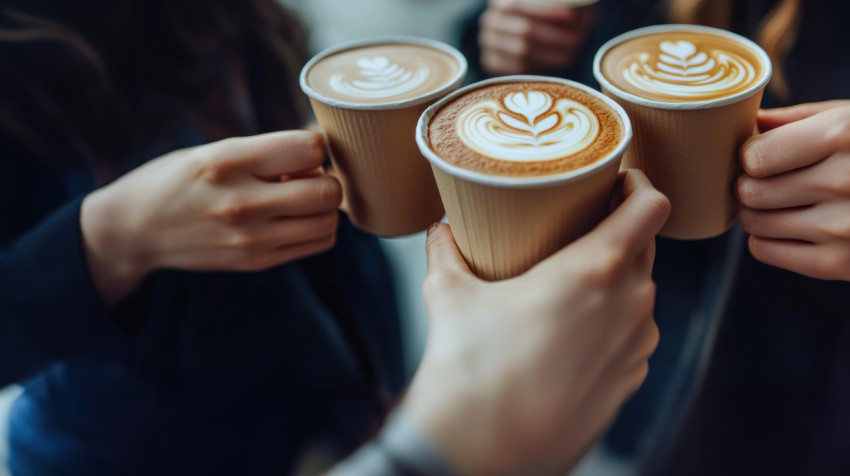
[428,82,623,177]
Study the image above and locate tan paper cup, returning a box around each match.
[300,37,467,236]
[416,76,632,281]
[594,24,772,240]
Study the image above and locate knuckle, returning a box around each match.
[423,270,461,300]
[737,207,758,232]
[644,189,672,219]
[740,139,768,177]
[829,164,850,193]
[300,131,326,165]
[825,219,850,241]
[210,195,251,225]
[315,233,337,255]
[191,148,228,183]
[825,120,850,150]
[581,250,626,285]
[312,177,343,209]
[736,176,762,206]
[318,211,340,232]
[225,230,257,251]
[627,282,657,327]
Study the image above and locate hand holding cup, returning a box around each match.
[81,130,341,304]
[737,100,850,280]
[404,169,670,475]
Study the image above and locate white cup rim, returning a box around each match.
[593,24,773,110]
[416,75,633,188]
[299,36,469,110]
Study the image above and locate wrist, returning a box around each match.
[80,186,152,305]
[402,361,525,476]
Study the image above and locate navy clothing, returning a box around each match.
[1,2,405,474]
[460,0,850,473]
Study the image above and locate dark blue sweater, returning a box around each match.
[0,2,406,474]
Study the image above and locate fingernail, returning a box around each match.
[427,222,439,235]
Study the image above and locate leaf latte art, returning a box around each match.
[620,39,755,100]
[329,56,429,99]
[457,91,599,162]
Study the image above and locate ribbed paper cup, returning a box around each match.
[416,75,632,281]
[594,24,772,240]
[300,37,467,237]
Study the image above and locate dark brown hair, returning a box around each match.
[0,0,308,181]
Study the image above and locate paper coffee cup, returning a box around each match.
[300,37,468,236]
[417,75,632,281]
[594,24,772,240]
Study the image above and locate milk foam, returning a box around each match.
[304,42,463,105]
[329,56,430,99]
[621,39,755,99]
[457,91,599,162]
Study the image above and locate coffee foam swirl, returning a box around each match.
[622,40,755,99]
[599,29,768,104]
[427,81,624,178]
[305,43,462,105]
[329,56,429,99]
[457,91,599,162]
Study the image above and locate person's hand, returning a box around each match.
[479,0,598,76]
[737,101,850,281]
[81,130,341,305]
[404,170,670,475]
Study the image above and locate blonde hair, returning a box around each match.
[669,0,802,101]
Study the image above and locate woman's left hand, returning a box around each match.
[737,100,850,280]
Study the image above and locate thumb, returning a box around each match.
[425,223,473,278]
[758,100,850,132]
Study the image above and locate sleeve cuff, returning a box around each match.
[0,196,126,384]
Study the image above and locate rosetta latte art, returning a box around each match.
[622,40,756,99]
[329,56,429,99]
[457,91,599,162]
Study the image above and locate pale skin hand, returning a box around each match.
[737,100,850,281]
[81,130,342,306]
[479,0,598,76]
[404,170,671,475]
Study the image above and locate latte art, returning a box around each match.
[598,29,769,104]
[622,40,755,99]
[304,42,463,105]
[427,80,624,177]
[457,91,599,162]
[329,56,429,99]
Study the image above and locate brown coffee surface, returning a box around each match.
[601,30,766,103]
[428,81,623,177]
[307,43,460,105]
